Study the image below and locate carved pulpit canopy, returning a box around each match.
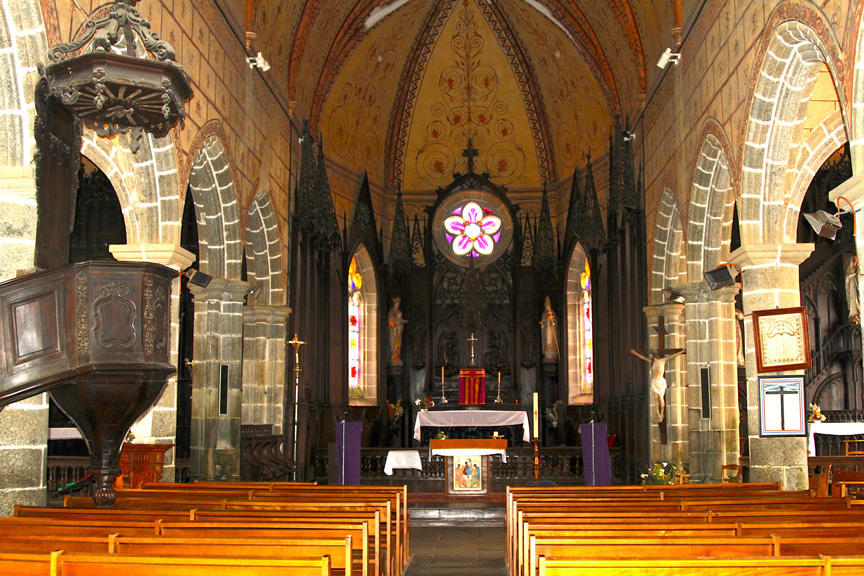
[38,0,193,147]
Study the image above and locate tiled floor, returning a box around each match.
[404,526,508,576]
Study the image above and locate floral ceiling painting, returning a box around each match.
[320,6,419,184]
[399,0,546,193]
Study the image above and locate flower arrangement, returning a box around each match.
[387,397,404,421]
[434,430,447,440]
[808,403,827,423]
[641,461,677,485]
[415,397,435,410]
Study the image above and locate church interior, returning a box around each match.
[3,0,864,572]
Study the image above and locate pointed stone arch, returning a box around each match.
[245,190,285,306]
[650,186,685,305]
[186,127,242,280]
[739,7,846,243]
[687,124,736,278]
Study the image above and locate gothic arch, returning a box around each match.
[186,131,242,279]
[849,5,864,172]
[686,123,736,277]
[739,7,846,244]
[245,190,285,306]
[650,187,685,305]
[565,242,593,405]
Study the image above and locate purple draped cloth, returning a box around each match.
[580,422,611,486]
[335,421,361,485]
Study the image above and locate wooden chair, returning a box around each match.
[845,439,864,456]
[721,464,742,483]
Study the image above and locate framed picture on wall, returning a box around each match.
[752,307,812,373]
[758,376,806,436]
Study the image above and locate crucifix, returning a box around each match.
[467,332,478,367]
[630,316,685,441]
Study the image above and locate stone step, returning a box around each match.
[409,504,505,527]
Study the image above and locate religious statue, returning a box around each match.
[735,308,745,367]
[484,330,510,375]
[438,331,460,376]
[387,298,407,366]
[630,348,686,422]
[540,297,559,363]
[847,254,860,323]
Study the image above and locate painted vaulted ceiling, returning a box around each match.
[234,0,680,196]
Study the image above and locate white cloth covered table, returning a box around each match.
[383,449,423,476]
[808,421,864,455]
[413,409,531,443]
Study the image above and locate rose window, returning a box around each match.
[443,202,502,256]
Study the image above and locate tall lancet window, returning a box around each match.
[348,249,378,405]
[566,244,594,404]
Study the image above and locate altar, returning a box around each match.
[413,409,531,443]
[429,438,508,495]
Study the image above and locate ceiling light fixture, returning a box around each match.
[247,52,270,72]
[657,47,681,69]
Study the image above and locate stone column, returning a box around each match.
[188,278,251,480]
[643,303,686,464]
[678,281,741,482]
[0,166,46,515]
[242,305,292,434]
[730,243,813,490]
[109,243,195,482]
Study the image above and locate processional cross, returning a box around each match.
[467,332,478,367]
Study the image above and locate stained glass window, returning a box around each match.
[567,245,594,405]
[443,201,502,257]
[348,257,362,394]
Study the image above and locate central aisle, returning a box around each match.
[404,526,507,576]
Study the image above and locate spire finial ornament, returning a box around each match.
[462,138,480,174]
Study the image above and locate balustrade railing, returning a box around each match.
[314,446,621,485]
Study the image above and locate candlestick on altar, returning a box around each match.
[494,371,503,404]
[440,365,448,404]
[287,333,306,481]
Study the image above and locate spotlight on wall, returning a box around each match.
[622,130,636,142]
[704,262,742,290]
[657,47,681,69]
[247,52,271,71]
[183,267,212,288]
[803,210,843,240]
[661,287,685,303]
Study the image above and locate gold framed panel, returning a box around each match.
[445,455,489,495]
[752,307,812,374]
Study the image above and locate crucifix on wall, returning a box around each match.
[630,317,686,442]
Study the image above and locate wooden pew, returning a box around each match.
[0,550,60,576]
[536,555,864,576]
[14,507,378,575]
[54,552,333,576]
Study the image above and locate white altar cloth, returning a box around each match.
[384,450,423,476]
[413,410,531,443]
[808,421,864,455]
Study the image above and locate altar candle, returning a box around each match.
[498,372,501,384]
[441,365,445,384]
[533,392,539,439]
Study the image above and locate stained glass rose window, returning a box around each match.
[443,201,502,256]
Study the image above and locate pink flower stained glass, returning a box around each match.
[443,202,502,256]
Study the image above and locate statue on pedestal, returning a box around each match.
[846,254,860,323]
[387,298,407,366]
[540,297,559,363]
